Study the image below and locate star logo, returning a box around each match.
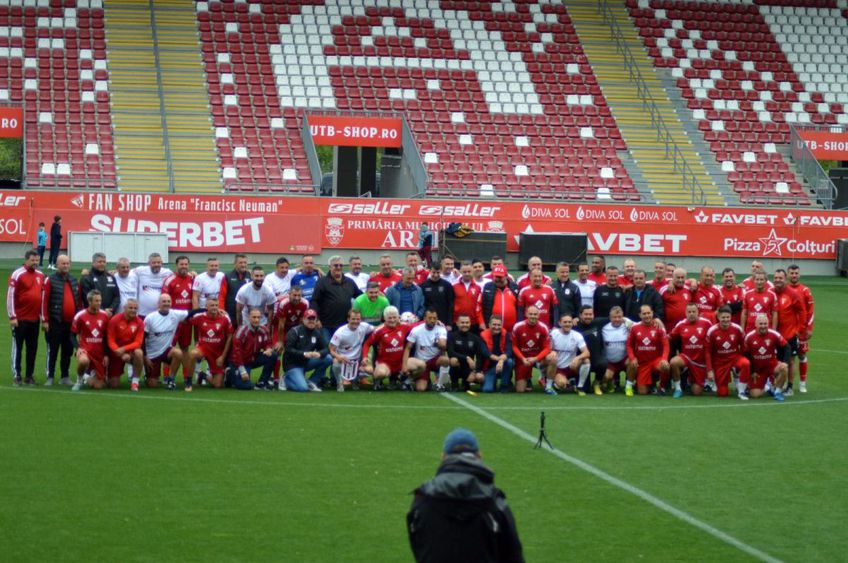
[783,213,796,225]
[694,211,709,223]
[759,228,788,257]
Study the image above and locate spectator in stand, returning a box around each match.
[47,215,62,270]
[311,255,362,342]
[353,282,390,326]
[220,253,249,325]
[420,261,454,326]
[550,262,581,319]
[229,308,277,390]
[291,255,321,301]
[79,252,120,315]
[345,255,370,292]
[8,250,46,385]
[593,266,625,318]
[36,222,47,268]
[283,309,332,392]
[479,315,514,393]
[386,267,425,319]
[371,254,402,293]
[114,258,139,314]
[588,255,606,285]
[106,298,145,391]
[41,254,81,386]
[417,222,434,268]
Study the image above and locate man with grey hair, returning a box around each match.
[79,252,120,314]
[134,253,173,317]
[311,255,362,342]
[386,267,425,319]
[114,258,139,314]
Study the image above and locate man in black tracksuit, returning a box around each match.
[407,428,523,563]
[420,262,454,326]
[447,314,488,390]
[550,262,582,319]
[223,254,249,326]
[572,305,608,392]
[593,267,625,318]
[79,252,120,314]
[622,269,664,322]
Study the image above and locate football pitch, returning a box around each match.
[1,264,846,562]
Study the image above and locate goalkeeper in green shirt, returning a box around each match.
[353,282,390,326]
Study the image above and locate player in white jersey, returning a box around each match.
[345,255,371,292]
[263,257,295,298]
[134,253,173,316]
[600,306,632,394]
[575,263,597,309]
[114,258,139,314]
[235,266,277,326]
[143,293,190,390]
[329,309,375,391]
[192,257,226,309]
[546,313,590,395]
[403,308,449,392]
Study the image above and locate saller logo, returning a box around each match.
[418,204,500,217]
[327,202,411,215]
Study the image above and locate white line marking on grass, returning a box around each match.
[442,392,784,563]
[486,396,848,412]
[817,348,848,355]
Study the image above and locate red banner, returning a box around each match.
[308,115,402,148]
[1,192,847,260]
[796,129,848,160]
[0,107,23,138]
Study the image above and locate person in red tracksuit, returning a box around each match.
[477,265,518,333]
[229,308,278,390]
[452,261,481,330]
[7,250,45,385]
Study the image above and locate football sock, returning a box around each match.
[128,365,134,378]
[82,372,92,385]
[737,382,748,395]
[545,378,554,391]
[131,375,140,385]
[437,365,450,386]
[799,358,808,380]
[673,380,681,391]
[625,380,634,389]
[578,364,590,388]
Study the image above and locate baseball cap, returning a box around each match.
[304,309,318,319]
[443,428,480,455]
[492,265,507,277]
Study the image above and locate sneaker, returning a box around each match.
[13,376,22,386]
[604,381,616,394]
[336,379,345,392]
[196,371,209,385]
[24,376,36,386]
[184,384,193,393]
[544,387,557,396]
[434,384,447,392]
[783,387,794,397]
[277,380,287,391]
[625,386,634,397]
[401,381,414,392]
[59,377,72,386]
[773,390,785,402]
[71,381,82,392]
[799,381,807,393]
[44,377,54,387]
[131,382,139,392]
[307,381,322,393]
[672,388,683,399]
[166,377,176,391]
[593,384,603,396]
[737,393,749,401]
[373,381,383,391]
[577,389,586,397]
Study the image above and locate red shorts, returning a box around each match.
[514,361,538,381]
[678,355,707,387]
[194,345,226,375]
[174,322,192,349]
[556,367,577,379]
[77,349,106,380]
[107,351,133,379]
[635,358,663,387]
[414,356,443,381]
[606,359,627,374]
[713,356,750,394]
[376,358,403,376]
[750,361,778,389]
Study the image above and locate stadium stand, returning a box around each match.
[627,0,848,206]
[195,0,640,200]
[2,0,115,189]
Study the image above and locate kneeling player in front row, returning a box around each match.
[546,313,590,396]
[329,309,374,391]
[362,306,410,390]
[669,303,712,398]
[479,315,514,393]
[229,308,279,390]
[625,305,670,396]
[447,313,487,391]
[283,309,331,392]
[705,306,750,399]
[741,315,790,402]
[403,308,449,392]
[105,298,145,391]
[143,294,192,390]
[512,305,554,393]
[184,299,233,388]
[71,290,110,391]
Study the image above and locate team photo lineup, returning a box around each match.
[8,245,813,401]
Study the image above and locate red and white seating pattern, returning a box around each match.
[628,0,848,205]
[0,0,114,189]
[197,0,637,200]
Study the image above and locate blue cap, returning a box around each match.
[443,428,480,455]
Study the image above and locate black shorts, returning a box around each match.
[787,336,799,357]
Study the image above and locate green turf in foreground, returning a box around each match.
[0,274,846,562]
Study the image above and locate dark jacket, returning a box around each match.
[550,278,582,319]
[311,274,361,331]
[479,280,520,326]
[50,221,62,246]
[224,268,249,323]
[420,277,454,324]
[43,272,80,324]
[407,455,524,563]
[79,268,121,313]
[284,324,329,369]
[622,284,664,322]
[573,317,607,368]
[593,285,625,318]
[447,330,489,371]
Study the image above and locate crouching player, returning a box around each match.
[229,308,277,390]
[511,306,554,393]
[479,315,514,393]
[446,313,488,391]
[403,308,449,392]
[185,299,233,388]
[546,313,590,396]
[625,305,670,396]
[362,306,410,390]
[705,306,750,400]
[106,298,145,392]
[669,303,712,398]
[742,315,790,402]
[71,290,110,391]
[329,309,374,392]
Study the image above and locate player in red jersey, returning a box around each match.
[370,254,402,293]
[184,299,233,388]
[719,268,745,326]
[692,267,722,324]
[743,315,789,402]
[658,268,693,327]
[162,256,195,350]
[651,260,668,290]
[362,306,411,390]
[71,289,110,390]
[705,306,750,399]
[106,298,145,391]
[625,304,670,396]
[616,258,637,290]
[452,261,482,327]
[511,305,554,393]
[787,264,814,392]
[772,269,807,396]
[518,270,558,327]
[588,255,607,285]
[740,272,777,333]
[741,260,774,291]
[275,285,308,344]
[516,256,552,289]
[669,303,713,397]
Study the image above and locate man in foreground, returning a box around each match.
[407,428,523,563]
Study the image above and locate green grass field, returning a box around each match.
[1,262,846,562]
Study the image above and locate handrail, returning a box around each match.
[148,0,175,193]
[597,0,707,205]
[789,125,838,209]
